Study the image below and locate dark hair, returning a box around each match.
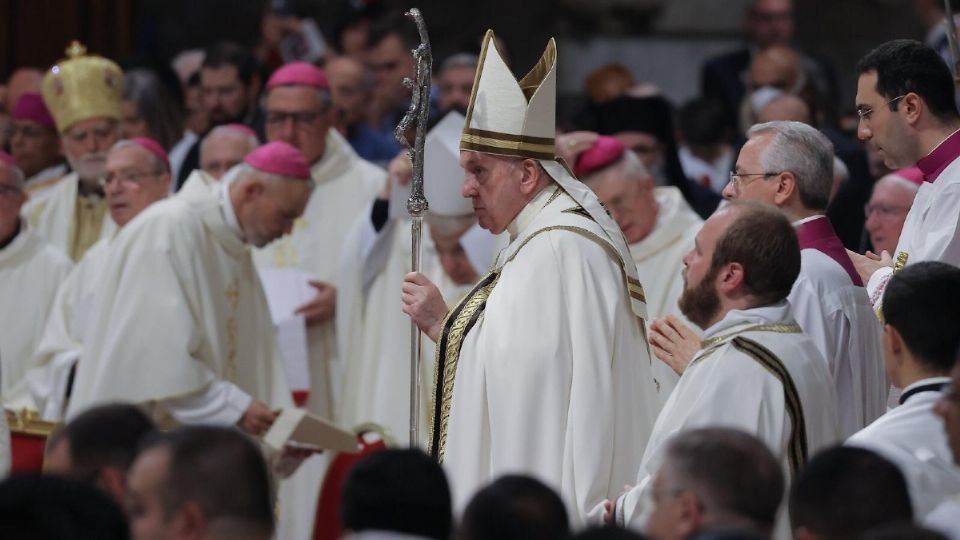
[51,403,155,480]
[202,42,260,86]
[0,474,129,540]
[140,426,273,535]
[124,69,185,150]
[856,39,959,121]
[664,428,784,535]
[883,261,960,373]
[341,448,451,539]
[711,202,800,306]
[459,475,570,540]
[679,98,732,147]
[790,446,913,540]
[366,11,420,50]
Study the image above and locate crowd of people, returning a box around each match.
[0,0,959,538]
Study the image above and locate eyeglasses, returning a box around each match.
[265,109,326,127]
[99,170,162,188]
[864,203,910,220]
[728,171,781,190]
[857,95,905,122]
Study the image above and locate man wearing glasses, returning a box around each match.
[23,42,123,262]
[864,167,922,256]
[5,137,171,420]
[253,62,385,421]
[847,39,960,312]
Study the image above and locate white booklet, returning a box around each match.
[263,408,359,453]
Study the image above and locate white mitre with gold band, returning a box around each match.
[460,30,647,319]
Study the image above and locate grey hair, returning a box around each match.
[440,53,479,74]
[747,120,835,211]
[200,125,260,162]
[123,69,185,151]
[582,148,652,185]
[108,139,169,174]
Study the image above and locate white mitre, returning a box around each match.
[459,30,648,318]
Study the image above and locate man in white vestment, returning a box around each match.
[338,112,496,445]
[200,123,260,180]
[927,356,960,539]
[610,202,840,530]
[572,134,702,402]
[0,151,72,396]
[23,41,122,261]
[401,31,659,524]
[4,137,172,420]
[847,261,960,519]
[864,167,922,257]
[712,121,885,437]
[10,93,66,188]
[254,61,386,420]
[66,141,313,434]
[846,40,960,311]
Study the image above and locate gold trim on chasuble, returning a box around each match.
[428,208,649,461]
[731,337,809,479]
[699,323,802,351]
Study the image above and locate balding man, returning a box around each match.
[611,202,839,531]
[864,168,922,256]
[254,62,386,420]
[0,151,72,397]
[5,138,172,419]
[67,142,312,435]
[23,43,122,261]
[325,56,396,164]
[758,93,811,123]
[200,124,259,180]
[436,53,477,115]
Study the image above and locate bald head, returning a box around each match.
[201,126,259,179]
[326,55,369,128]
[758,94,811,123]
[749,45,802,93]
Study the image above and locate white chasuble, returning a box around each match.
[4,238,109,419]
[629,186,702,403]
[847,378,960,518]
[614,303,840,531]
[22,172,116,261]
[254,129,386,419]
[66,188,292,423]
[431,187,659,526]
[0,222,72,396]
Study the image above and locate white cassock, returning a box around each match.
[4,237,112,419]
[254,130,385,420]
[925,495,960,540]
[433,186,659,525]
[614,302,840,533]
[866,148,960,311]
[24,163,67,190]
[846,377,960,518]
[66,174,292,423]
[337,204,484,446]
[22,172,117,261]
[0,221,72,397]
[790,216,886,437]
[631,186,702,403]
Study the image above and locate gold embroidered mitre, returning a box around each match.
[41,41,123,133]
[460,30,557,161]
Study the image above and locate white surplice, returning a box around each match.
[925,495,960,540]
[254,130,386,420]
[0,222,72,396]
[866,156,960,311]
[337,206,477,446]
[846,377,960,518]
[3,237,110,419]
[788,246,887,437]
[435,186,659,526]
[614,302,840,531]
[66,175,292,424]
[22,172,117,261]
[630,187,702,402]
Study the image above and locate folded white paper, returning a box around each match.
[263,408,359,453]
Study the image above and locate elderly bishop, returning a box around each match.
[402,31,659,524]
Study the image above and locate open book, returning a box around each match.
[263,408,359,453]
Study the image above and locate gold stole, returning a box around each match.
[730,336,809,479]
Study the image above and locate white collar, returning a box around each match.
[506,185,554,241]
[792,214,825,227]
[219,175,243,240]
[701,301,795,338]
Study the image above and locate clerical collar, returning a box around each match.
[917,127,960,182]
[792,214,824,227]
[219,175,244,240]
[506,185,558,241]
[898,376,951,405]
[701,301,795,339]
[0,218,22,251]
